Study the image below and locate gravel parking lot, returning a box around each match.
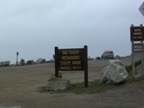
[0,57,143,108]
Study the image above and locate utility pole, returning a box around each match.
[16,52,19,65]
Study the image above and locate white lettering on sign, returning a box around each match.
[135,46,142,48]
[134,49,143,51]
[138,36,143,39]
[134,44,143,52]
[134,32,142,35]
[133,36,143,39]
[134,29,141,31]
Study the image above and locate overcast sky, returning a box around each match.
[0,0,144,64]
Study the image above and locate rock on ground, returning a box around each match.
[101,60,128,84]
[47,75,70,91]
[47,72,70,91]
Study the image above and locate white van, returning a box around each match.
[101,51,114,60]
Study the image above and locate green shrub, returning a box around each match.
[135,59,141,67]
[125,65,132,76]
[125,59,141,76]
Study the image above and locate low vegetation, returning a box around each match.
[38,80,124,94]
[38,60,142,94]
[125,59,141,76]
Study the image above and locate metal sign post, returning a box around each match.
[139,3,144,79]
[130,24,144,79]
[141,41,144,78]
[131,41,135,79]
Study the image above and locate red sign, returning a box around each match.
[130,26,144,41]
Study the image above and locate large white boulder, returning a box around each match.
[101,60,128,84]
[47,78,71,91]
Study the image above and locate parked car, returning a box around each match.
[101,51,114,60]
[115,55,121,59]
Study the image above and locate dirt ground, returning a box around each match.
[0,59,144,108]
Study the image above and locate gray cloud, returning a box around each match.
[0,0,144,63]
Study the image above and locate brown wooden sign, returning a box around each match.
[130,26,144,41]
[132,43,143,53]
[55,46,88,88]
[57,49,84,71]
